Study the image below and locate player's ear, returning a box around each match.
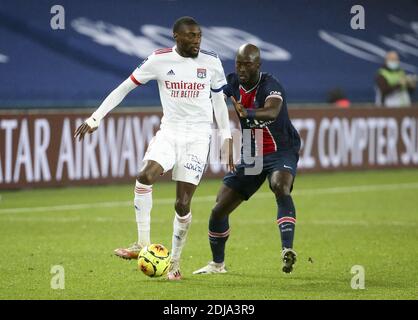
[173,32,178,40]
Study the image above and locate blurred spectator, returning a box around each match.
[327,88,351,108]
[375,51,416,107]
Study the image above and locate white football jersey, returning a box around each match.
[131,46,227,128]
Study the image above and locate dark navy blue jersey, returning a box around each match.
[224,72,300,155]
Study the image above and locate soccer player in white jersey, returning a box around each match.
[74,16,233,280]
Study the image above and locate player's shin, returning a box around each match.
[208,216,230,263]
[171,212,192,264]
[134,180,153,247]
[276,195,296,249]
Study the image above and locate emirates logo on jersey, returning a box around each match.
[165,81,205,90]
[165,81,206,98]
[197,68,207,79]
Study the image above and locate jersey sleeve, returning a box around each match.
[130,54,158,85]
[210,57,228,92]
[222,73,235,97]
[262,77,284,102]
[222,83,233,97]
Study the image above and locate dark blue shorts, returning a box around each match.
[223,149,299,200]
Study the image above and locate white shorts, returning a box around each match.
[143,126,211,185]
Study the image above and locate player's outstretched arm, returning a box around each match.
[212,91,234,171]
[74,77,138,141]
[230,96,282,121]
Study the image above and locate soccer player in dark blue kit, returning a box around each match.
[194,43,301,274]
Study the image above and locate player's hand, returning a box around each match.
[227,137,235,172]
[221,138,235,172]
[230,96,247,118]
[74,116,99,141]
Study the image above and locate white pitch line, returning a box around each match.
[1,216,416,227]
[1,182,418,215]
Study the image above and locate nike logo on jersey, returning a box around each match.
[283,165,293,169]
[167,69,175,75]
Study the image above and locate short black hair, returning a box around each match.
[173,16,199,33]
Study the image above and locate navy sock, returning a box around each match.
[276,195,296,249]
[208,216,230,263]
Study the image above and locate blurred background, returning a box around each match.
[0,0,417,189]
[0,0,417,107]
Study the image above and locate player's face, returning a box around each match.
[174,25,202,58]
[235,57,260,85]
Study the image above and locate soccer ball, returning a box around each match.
[137,244,171,277]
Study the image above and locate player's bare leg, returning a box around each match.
[270,170,297,273]
[193,184,244,274]
[114,160,164,260]
[168,181,198,280]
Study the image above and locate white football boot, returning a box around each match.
[167,259,182,280]
[193,261,227,274]
[114,242,143,260]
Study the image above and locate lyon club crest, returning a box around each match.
[197,68,207,79]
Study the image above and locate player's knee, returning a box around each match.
[211,206,227,220]
[270,182,291,197]
[175,198,191,216]
[137,170,155,185]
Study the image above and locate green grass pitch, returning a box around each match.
[0,169,417,300]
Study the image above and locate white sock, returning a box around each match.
[171,211,192,263]
[134,180,152,247]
